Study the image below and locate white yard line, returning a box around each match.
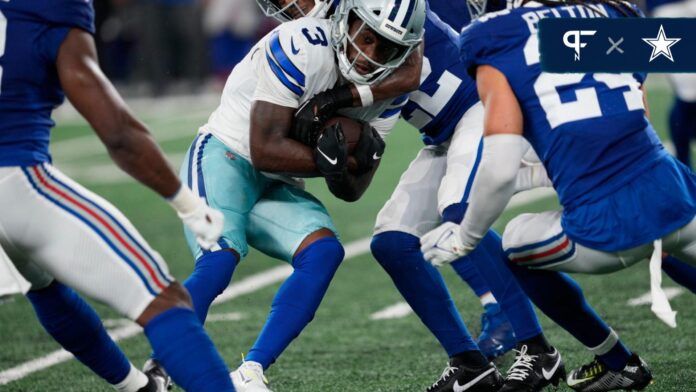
[0,184,550,385]
[0,238,373,385]
[627,287,685,307]
[370,302,413,320]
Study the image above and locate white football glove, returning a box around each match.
[168,186,224,250]
[420,222,474,267]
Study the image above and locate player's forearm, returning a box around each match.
[249,101,320,175]
[350,42,423,106]
[460,135,525,247]
[251,138,319,175]
[105,122,181,198]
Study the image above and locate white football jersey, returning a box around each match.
[201,17,403,162]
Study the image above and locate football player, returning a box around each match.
[0,0,235,391]
[269,1,559,391]
[422,0,696,390]
[143,0,426,391]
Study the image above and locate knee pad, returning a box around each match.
[293,236,344,276]
[371,231,420,268]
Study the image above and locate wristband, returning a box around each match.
[356,84,374,107]
[167,185,200,215]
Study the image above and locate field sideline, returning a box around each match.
[0,83,694,391]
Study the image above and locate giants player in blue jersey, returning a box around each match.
[421,0,696,390]
[0,1,236,391]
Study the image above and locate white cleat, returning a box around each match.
[230,361,273,392]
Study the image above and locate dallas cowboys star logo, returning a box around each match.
[642,25,681,62]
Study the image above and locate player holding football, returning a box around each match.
[267,1,560,390]
[142,0,426,390]
[0,1,236,391]
[421,0,696,390]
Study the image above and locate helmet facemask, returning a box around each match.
[256,0,330,22]
[331,9,417,85]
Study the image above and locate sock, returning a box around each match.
[183,249,238,323]
[444,204,494,298]
[479,292,496,307]
[112,364,150,392]
[518,333,553,355]
[587,329,632,371]
[465,230,543,341]
[26,281,134,386]
[246,237,344,368]
[371,231,479,357]
[662,255,696,294]
[669,98,696,167]
[144,307,233,392]
[507,264,632,368]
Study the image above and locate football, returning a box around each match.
[323,116,363,153]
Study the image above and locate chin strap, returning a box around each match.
[649,239,677,328]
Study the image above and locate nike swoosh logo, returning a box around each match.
[291,38,300,55]
[373,153,382,160]
[542,353,562,380]
[453,367,495,392]
[566,376,594,387]
[317,148,338,165]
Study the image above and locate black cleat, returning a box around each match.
[566,353,653,391]
[142,359,172,391]
[499,345,565,392]
[426,361,503,392]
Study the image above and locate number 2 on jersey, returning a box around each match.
[0,10,6,95]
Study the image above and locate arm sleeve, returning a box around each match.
[37,0,96,61]
[253,29,308,109]
[45,0,96,34]
[459,134,527,248]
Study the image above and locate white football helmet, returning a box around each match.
[330,0,426,85]
[256,0,333,22]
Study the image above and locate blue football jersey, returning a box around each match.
[0,0,95,166]
[427,0,473,31]
[461,3,696,250]
[401,6,479,146]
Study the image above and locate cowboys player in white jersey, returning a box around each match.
[143,0,426,391]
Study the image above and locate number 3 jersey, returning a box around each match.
[0,0,95,166]
[202,17,400,162]
[460,2,696,251]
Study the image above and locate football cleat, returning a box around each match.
[566,354,653,391]
[231,360,273,392]
[499,345,565,392]
[426,361,503,392]
[477,303,517,360]
[142,359,172,391]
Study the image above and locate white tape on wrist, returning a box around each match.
[168,186,200,216]
[356,84,374,107]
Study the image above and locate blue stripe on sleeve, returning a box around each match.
[270,32,305,87]
[392,95,409,105]
[266,51,304,97]
[380,107,402,119]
